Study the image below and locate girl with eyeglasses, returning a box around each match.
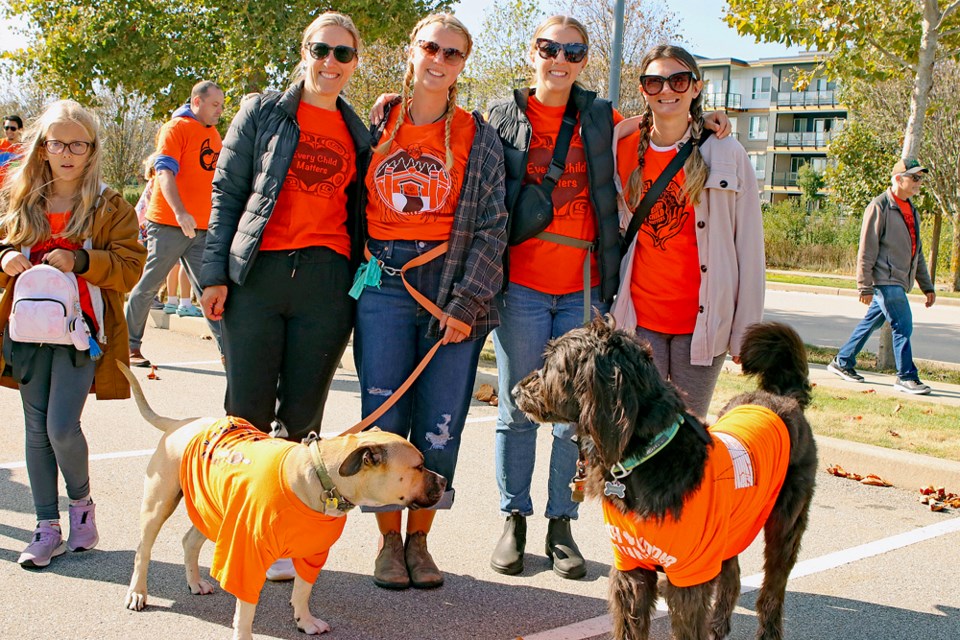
[201,12,369,450]
[483,17,733,582]
[353,13,507,590]
[0,100,147,568]
[612,44,765,418]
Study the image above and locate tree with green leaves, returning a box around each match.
[795,164,824,211]
[3,0,452,119]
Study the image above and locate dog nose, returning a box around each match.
[413,471,447,508]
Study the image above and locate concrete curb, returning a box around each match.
[154,314,960,492]
[767,281,960,307]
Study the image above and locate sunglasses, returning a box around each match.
[305,42,358,63]
[43,139,92,155]
[902,173,924,183]
[639,71,698,95]
[4,126,18,131]
[535,38,588,64]
[415,40,466,64]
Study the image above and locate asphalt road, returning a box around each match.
[764,288,960,365]
[0,325,958,640]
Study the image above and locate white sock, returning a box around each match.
[179,301,193,309]
[166,296,179,306]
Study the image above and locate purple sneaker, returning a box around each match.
[67,499,99,552]
[18,523,66,568]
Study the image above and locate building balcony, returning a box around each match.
[773,90,839,109]
[770,172,799,188]
[773,131,836,148]
[703,92,742,110]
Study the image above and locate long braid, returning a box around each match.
[375,62,414,156]
[625,103,653,212]
[684,97,708,205]
[443,83,458,171]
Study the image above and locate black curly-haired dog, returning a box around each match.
[513,317,817,640]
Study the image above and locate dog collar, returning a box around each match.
[307,437,356,513]
[609,414,684,480]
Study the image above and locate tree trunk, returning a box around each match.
[877,324,896,370]
[928,211,941,282]
[952,215,960,291]
[901,1,939,159]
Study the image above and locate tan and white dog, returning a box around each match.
[118,364,446,639]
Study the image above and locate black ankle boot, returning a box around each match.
[546,516,586,579]
[490,511,526,575]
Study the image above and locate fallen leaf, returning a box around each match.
[473,384,497,403]
[887,429,900,438]
[861,389,876,394]
[892,403,902,414]
[930,501,946,512]
[861,474,892,487]
[147,365,160,381]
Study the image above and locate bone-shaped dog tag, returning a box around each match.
[604,480,626,499]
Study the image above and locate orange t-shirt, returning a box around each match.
[617,132,700,334]
[179,418,347,604]
[146,116,222,230]
[365,105,475,241]
[891,191,917,256]
[259,102,356,256]
[508,96,606,294]
[602,405,790,587]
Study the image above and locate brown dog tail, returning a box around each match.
[117,362,198,433]
[738,322,812,409]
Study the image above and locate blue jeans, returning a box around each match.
[492,283,608,519]
[354,239,484,511]
[836,284,918,381]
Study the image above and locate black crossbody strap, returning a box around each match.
[542,98,579,188]
[623,131,713,247]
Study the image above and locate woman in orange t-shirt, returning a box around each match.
[611,45,765,417]
[353,13,507,591]
[201,12,370,445]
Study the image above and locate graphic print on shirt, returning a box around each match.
[373,145,452,222]
[199,138,220,171]
[640,176,688,250]
[526,131,590,219]
[283,131,351,197]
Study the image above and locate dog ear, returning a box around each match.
[338,445,385,477]
[574,335,641,469]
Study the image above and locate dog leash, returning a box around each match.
[338,242,455,436]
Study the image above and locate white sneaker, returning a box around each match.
[266,557,296,581]
[894,379,931,395]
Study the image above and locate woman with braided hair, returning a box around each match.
[353,13,507,590]
[612,44,765,417]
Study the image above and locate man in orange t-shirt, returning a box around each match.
[603,404,790,587]
[0,115,24,185]
[124,81,225,367]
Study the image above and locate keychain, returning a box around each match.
[569,459,587,503]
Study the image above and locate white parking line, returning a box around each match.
[520,516,960,640]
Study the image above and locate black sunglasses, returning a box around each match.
[415,40,466,64]
[535,38,588,64]
[305,42,358,63]
[4,126,18,131]
[639,71,698,95]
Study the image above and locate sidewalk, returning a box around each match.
[151,307,960,492]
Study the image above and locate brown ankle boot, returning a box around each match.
[405,531,443,589]
[373,531,410,589]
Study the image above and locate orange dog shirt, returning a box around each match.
[602,404,791,587]
[179,417,346,604]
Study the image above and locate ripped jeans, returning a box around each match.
[354,239,484,511]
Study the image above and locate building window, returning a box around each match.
[749,153,766,179]
[748,116,768,140]
[751,76,771,100]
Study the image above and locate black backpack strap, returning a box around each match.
[623,130,713,247]
[542,98,579,188]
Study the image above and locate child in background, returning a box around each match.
[0,100,146,568]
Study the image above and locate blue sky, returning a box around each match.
[453,0,804,61]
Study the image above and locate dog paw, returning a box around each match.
[124,590,147,611]
[296,614,331,635]
[188,579,215,595]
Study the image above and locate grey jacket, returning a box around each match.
[857,190,934,295]
[201,82,371,288]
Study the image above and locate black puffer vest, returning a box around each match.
[486,85,619,301]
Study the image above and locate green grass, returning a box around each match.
[767,272,960,298]
[711,369,960,462]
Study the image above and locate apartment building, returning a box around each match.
[696,52,846,203]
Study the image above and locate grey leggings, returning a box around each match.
[19,346,96,521]
[634,327,726,418]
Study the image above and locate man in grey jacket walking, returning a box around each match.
[828,158,936,394]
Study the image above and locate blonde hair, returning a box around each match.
[296,12,363,82]
[530,15,590,55]
[375,13,472,171]
[0,100,104,247]
[142,152,160,181]
[625,45,708,209]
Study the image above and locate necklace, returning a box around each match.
[407,105,448,125]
